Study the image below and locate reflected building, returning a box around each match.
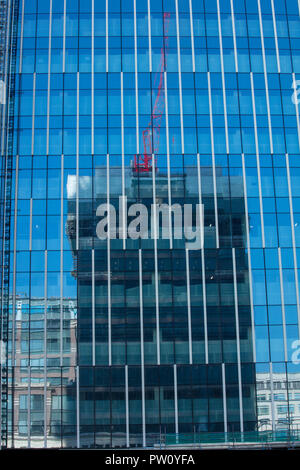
[58,164,256,448]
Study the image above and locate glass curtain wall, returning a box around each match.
[1,0,300,448]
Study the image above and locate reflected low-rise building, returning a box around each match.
[256,369,300,433]
[9,297,77,447]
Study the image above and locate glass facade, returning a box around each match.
[1,0,300,449]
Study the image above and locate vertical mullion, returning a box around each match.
[188,0,195,73]
[121,72,126,250]
[201,248,208,364]
[257,0,273,154]
[18,0,24,73]
[270,0,280,73]
[1,0,13,447]
[76,365,80,448]
[207,71,219,249]
[11,153,19,445]
[278,247,288,362]
[269,362,275,431]
[222,363,227,435]
[60,155,64,367]
[91,0,94,155]
[92,249,95,366]
[164,71,172,248]
[125,365,129,447]
[230,0,238,73]
[175,0,184,154]
[147,0,152,72]
[106,0,108,73]
[29,198,32,252]
[46,0,52,450]
[63,0,66,73]
[107,154,112,366]
[173,364,178,435]
[46,0,52,156]
[197,153,208,364]
[250,72,265,248]
[216,0,229,154]
[138,250,146,448]
[152,156,160,365]
[44,251,48,448]
[27,366,31,447]
[232,248,243,434]
[1,0,12,157]
[185,249,192,364]
[31,73,36,156]
[134,0,139,156]
[76,72,79,251]
[241,154,256,363]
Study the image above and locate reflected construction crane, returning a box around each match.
[133,12,170,174]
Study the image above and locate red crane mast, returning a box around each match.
[133,12,170,174]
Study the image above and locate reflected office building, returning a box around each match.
[1,0,300,449]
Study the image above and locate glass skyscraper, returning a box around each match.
[1,0,300,449]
